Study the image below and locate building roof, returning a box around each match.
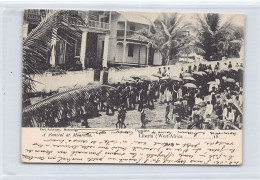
[117,11,151,25]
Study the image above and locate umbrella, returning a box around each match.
[170,76,183,82]
[183,76,196,81]
[140,76,159,82]
[182,72,192,77]
[224,78,236,83]
[130,75,140,80]
[160,76,170,80]
[207,81,219,85]
[152,73,163,78]
[124,77,136,82]
[193,71,206,76]
[184,83,197,89]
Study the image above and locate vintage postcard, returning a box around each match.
[21,10,244,165]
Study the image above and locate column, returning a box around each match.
[122,21,127,63]
[80,31,88,70]
[102,34,109,68]
[50,28,57,67]
[138,44,141,66]
[146,46,149,66]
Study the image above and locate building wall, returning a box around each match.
[139,45,147,64]
[115,43,123,62]
[116,43,147,65]
[127,23,148,31]
[153,50,162,65]
[107,13,150,66]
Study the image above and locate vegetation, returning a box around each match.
[193,13,244,60]
[22,10,87,98]
[133,13,192,65]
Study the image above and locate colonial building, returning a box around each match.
[107,12,151,67]
[23,10,164,71]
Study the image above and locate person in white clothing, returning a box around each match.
[203,101,213,119]
[222,104,228,120]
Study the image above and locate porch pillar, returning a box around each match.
[102,34,109,68]
[122,21,127,63]
[146,45,149,66]
[138,44,141,66]
[80,31,88,70]
[50,28,57,67]
[122,43,126,63]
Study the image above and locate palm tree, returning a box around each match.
[22,85,116,127]
[22,10,87,100]
[193,13,244,61]
[133,13,191,65]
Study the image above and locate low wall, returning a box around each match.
[31,70,94,92]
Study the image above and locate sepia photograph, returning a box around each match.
[22,10,244,130]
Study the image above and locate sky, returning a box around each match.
[134,11,245,28]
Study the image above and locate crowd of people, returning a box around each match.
[23,61,243,130]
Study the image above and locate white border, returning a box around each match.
[0,0,260,179]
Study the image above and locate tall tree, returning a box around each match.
[133,13,191,65]
[193,13,244,61]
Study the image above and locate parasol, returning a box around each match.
[170,76,183,82]
[184,83,197,89]
[224,78,236,83]
[183,76,196,81]
[160,76,170,80]
[123,77,136,82]
[182,72,192,77]
[193,71,206,76]
[140,75,159,82]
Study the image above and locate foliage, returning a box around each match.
[22,10,87,97]
[193,13,244,61]
[22,85,116,127]
[133,13,192,65]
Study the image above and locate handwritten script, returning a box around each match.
[21,128,242,165]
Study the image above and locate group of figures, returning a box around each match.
[22,61,243,130]
[110,61,243,129]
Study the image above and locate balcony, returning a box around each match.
[89,20,110,30]
[67,17,110,31]
[24,10,110,31]
[117,30,136,38]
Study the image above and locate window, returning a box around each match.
[128,44,134,57]
[129,23,135,31]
